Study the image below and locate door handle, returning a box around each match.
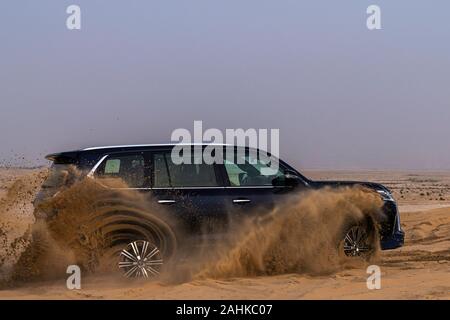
[233,198,251,204]
[158,199,176,204]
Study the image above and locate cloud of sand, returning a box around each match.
[195,187,384,278]
[8,170,179,284]
[0,169,47,280]
[1,168,385,286]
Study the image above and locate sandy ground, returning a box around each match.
[0,168,449,299]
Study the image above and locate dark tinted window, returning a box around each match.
[96,154,146,188]
[153,153,170,187]
[223,151,283,186]
[153,153,219,187]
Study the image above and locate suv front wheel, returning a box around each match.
[338,217,378,260]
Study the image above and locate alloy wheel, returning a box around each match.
[119,240,163,278]
[343,226,372,257]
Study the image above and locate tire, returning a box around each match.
[74,208,178,278]
[116,239,164,278]
[337,216,378,261]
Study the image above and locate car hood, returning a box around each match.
[310,180,391,192]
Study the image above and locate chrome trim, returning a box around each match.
[83,143,232,151]
[377,190,395,202]
[157,200,176,204]
[233,199,251,203]
[87,154,109,178]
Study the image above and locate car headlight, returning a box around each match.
[377,189,394,201]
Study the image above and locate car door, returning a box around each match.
[218,147,306,223]
[149,148,228,241]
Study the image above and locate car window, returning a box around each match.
[96,154,146,188]
[153,153,219,187]
[224,152,284,187]
[153,153,170,187]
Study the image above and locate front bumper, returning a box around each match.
[379,200,405,250]
[380,229,405,250]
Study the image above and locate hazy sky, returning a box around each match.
[1,1,449,170]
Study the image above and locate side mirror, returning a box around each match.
[272,171,302,187]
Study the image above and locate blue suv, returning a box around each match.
[34,144,404,278]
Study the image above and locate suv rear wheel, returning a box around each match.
[75,208,178,278]
[118,240,163,278]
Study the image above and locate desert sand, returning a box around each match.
[0,168,448,299]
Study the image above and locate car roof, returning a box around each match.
[46,143,238,161]
[82,143,232,151]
